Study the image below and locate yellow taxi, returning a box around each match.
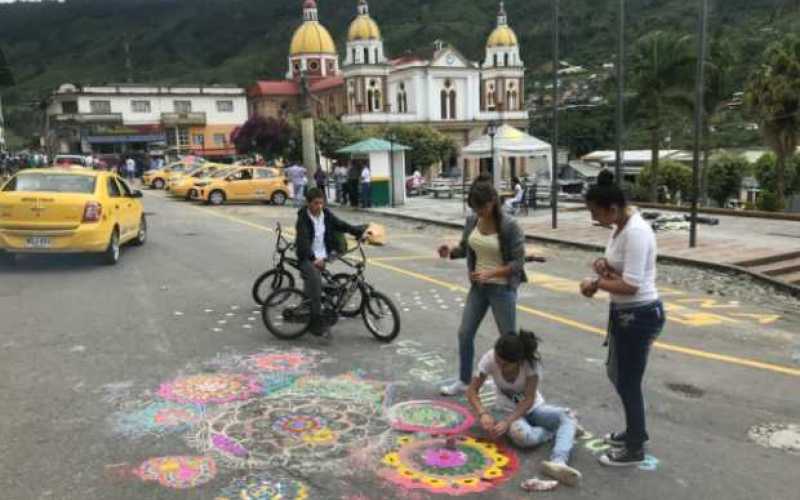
[143,161,200,189]
[0,169,146,265]
[190,166,290,206]
[168,163,228,200]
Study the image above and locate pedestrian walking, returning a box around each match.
[334,163,348,204]
[579,169,665,467]
[466,330,582,487]
[359,164,372,208]
[125,157,136,182]
[285,163,308,207]
[437,180,526,396]
[347,163,361,208]
[314,167,328,200]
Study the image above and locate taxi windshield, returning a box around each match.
[4,174,97,194]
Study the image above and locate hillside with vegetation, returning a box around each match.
[0,0,798,149]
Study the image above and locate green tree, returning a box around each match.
[0,46,13,87]
[637,160,693,204]
[381,125,457,175]
[706,154,747,207]
[315,118,365,160]
[744,34,800,210]
[753,153,800,202]
[628,31,695,202]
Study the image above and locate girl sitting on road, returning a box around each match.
[466,330,582,487]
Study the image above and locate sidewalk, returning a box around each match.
[367,196,800,294]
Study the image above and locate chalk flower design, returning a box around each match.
[114,402,202,438]
[387,400,475,434]
[189,396,385,470]
[216,474,309,500]
[379,436,518,496]
[157,373,261,405]
[134,455,217,489]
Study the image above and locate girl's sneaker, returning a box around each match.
[439,380,468,396]
[603,431,648,447]
[541,461,582,486]
[598,447,646,467]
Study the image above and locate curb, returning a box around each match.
[361,208,800,299]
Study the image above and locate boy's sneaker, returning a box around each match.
[541,461,582,486]
[598,447,646,467]
[603,431,648,448]
[439,380,468,396]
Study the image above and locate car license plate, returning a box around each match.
[26,236,51,249]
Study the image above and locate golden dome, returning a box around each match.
[487,25,518,47]
[348,15,381,41]
[290,21,337,55]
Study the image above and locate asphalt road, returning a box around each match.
[0,190,798,500]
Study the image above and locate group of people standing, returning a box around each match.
[436,170,665,488]
[287,162,373,209]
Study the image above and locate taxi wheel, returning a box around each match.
[133,215,147,246]
[101,228,121,266]
[208,190,226,206]
[153,178,165,190]
[271,191,288,206]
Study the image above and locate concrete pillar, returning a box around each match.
[301,117,317,183]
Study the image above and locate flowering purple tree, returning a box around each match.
[232,116,294,161]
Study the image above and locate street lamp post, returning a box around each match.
[487,120,498,189]
[388,132,395,207]
[615,0,625,186]
[690,0,708,248]
[551,0,560,229]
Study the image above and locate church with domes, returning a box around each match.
[248,0,528,167]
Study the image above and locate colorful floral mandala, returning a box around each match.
[157,373,261,405]
[134,455,217,489]
[246,352,314,373]
[215,474,309,500]
[287,374,388,409]
[189,396,386,470]
[114,402,203,438]
[387,400,475,435]
[379,436,518,496]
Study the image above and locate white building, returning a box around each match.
[45,83,248,159]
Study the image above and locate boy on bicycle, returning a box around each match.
[295,187,368,337]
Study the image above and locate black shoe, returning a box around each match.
[603,431,649,448]
[598,447,645,467]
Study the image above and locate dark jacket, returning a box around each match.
[295,207,366,262]
[450,214,527,289]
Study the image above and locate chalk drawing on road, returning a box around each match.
[285,373,390,410]
[748,422,800,455]
[189,396,386,471]
[113,401,203,438]
[134,455,217,489]
[216,474,309,500]
[387,400,475,435]
[157,373,262,405]
[239,348,325,375]
[379,435,518,496]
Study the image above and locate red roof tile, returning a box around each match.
[249,81,300,97]
[309,76,344,92]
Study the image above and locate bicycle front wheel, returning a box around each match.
[261,288,311,340]
[331,273,365,318]
[362,291,400,342]
[252,268,295,305]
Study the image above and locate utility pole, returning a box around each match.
[615,0,625,185]
[690,0,708,248]
[551,0,560,229]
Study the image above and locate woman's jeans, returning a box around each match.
[606,300,665,450]
[508,405,577,464]
[458,283,517,384]
[360,182,371,208]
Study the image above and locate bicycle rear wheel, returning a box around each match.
[362,291,400,342]
[252,268,295,305]
[261,288,311,340]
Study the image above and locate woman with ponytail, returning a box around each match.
[466,330,582,487]
[580,169,665,467]
[437,180,527,396]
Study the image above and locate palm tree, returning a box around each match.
[0,47,12,87]
[628,31,695,201]
[745,34,800,210]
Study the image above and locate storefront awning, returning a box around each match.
[86,134,167,144]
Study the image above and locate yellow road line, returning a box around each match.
[369,255,440,262]
[194,208,800,378]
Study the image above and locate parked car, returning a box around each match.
[190,166,289,206]
[169,164,229,200]
[0,169,146,265]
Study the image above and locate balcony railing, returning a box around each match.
[161,112,207,126]
[52,113,123,123]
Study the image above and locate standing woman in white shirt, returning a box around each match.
[579,170,665,467]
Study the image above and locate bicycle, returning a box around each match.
[261,238,400,343]
[251,222,366,319]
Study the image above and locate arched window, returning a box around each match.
[373,90,382,112]
[449,90,456,119]
[440,90,448,119]
[352,48,356,63]
[487,83,496,110]
[347,81,356,114]
[441,80,457,120]
[363,47,369,64]
[504,53,509,67]
[493,54,498,67]
[397,83,408,113]
[374,48,379,63]
[368,80,380,113]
